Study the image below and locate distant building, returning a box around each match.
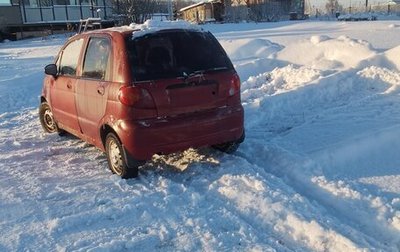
[226,0,305,22]
[0,0,113,26]
[0,0,114,39]
[179,0,224,23]
[0,0,23,27]
[179,0,305,23]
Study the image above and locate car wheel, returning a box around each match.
[212,141,240,154]
[39,102,60,133]
[105,133,139,179]
[212,132,245,154]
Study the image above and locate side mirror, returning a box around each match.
[44,64,58,77]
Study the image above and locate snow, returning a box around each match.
[130,19,201,39]
[1,21,400,251]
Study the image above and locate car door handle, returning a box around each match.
[97,86,105,95]
[67,83,72,89]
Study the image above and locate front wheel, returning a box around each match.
[105,133,139,179]
[39,102,60,133]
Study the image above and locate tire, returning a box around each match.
[212,131,245,154]
[105,133,139,179]
[39,102,61,133]
[212,141,240,154]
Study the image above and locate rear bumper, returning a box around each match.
[117,105,244,160]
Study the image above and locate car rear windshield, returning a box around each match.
[125,30,234,81]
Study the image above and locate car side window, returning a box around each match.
[82,37,111,81]
[59,39,83,76]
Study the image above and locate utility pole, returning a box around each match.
[366,0,368,11]
[349,0,352,14]
[168,0,173,20]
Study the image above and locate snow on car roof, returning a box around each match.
[130,19,202,39]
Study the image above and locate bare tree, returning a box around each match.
[325,0,342,15]
[175,0,196,11]
[113,0,172,24]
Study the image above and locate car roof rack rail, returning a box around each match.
[78,18,102,34]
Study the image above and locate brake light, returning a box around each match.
[229,74,241,96]
[118,86,155,109]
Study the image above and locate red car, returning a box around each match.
[39,25,244,178]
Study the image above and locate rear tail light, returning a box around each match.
[229,74,241,96]
[118,86,155,109]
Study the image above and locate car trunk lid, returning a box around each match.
[134,70,236,117]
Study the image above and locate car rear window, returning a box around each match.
[125,30,233,81]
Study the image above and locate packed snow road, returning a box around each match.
[1,21,399,251]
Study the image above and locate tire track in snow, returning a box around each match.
[237,141,399,251]
[236,67,400,250]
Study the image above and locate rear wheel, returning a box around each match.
[212,132,245,154]
[105,133,139,179]
[212,141,240,154]
[39,102,60,133]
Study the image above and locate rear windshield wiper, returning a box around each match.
[183,67,228,79]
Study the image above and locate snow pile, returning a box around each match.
[219,39,285,81]
[241,64,321,102]
[358,66,400,94]
[276,35,376,70]
[360,45,400,71]
[223,39,283,61]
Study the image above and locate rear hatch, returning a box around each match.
[125,29,240,117]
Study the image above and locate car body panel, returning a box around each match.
[115,104,244,160]
[50,75,81,135]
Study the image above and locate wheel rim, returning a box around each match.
[43,109,56,131]
[108,139,123,175]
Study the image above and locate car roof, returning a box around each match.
[80,26,134,37]
[69,20,204,41]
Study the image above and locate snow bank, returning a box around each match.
[222,39,283,61]
[360,45,400,71]
[241,64,322,102]
[219,38,284,82]
[276,35,377,70]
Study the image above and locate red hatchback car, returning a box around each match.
[39,24,244,178]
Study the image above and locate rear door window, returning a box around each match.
[125,31,233,81]
[59,38,84,76]
[82,37,112,81]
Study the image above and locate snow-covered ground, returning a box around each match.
[1,21,399,251]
